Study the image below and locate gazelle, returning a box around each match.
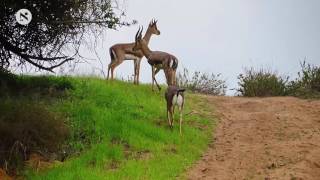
[107,20,160,84]
[133,27,178,91]
[165,86,185,134]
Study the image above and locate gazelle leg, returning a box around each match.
[164,69,173,86]
[153,68,161,90]
[107,51,115,80]
[153,78,161,91]
[172,106,175,126]
[151,66,155,91]
[110,53,125,80]
[167,109,171,127]
[168,70,173,85]
[164,69,169,85]
[111,65,116,80]
[172,70,177,85]
[133,60,138,84]
[107,63,111,80]
[110,60,123,80]
[179,106,183,134]
[135,59,142,85]
[170,106,174,127]
[153,77,161,90]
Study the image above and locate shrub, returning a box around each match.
[0,69,18,92]
[0,71,73,96]
[176,68,227,95]
[0,100,69,175]
[237,67,288,97]
[0,72,74,175]
[287,61,320,98]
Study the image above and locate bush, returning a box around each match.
[176,68,227,95]
[0,71,73,175]
[237,67,288,97]
[0,69,18,92]
[0,100,69,175]
[0,71,73,97]
[287,61,320,98]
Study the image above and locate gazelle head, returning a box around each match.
[133,26,146,51]
[148,19,160,35]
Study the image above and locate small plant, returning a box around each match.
[287,61,320,98]
[237,67,288,97]
[176,68,227,95]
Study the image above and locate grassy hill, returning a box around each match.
[0,75,215,179]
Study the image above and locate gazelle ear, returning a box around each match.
[178,88,186,92]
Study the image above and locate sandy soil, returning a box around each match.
[187,96,320,180]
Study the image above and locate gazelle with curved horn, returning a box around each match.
[133,26,178,91]
[107,20,160,84]
[165,86,186,134]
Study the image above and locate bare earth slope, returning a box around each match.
[187,96,320,180]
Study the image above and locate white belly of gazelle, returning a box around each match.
[124,54,139,60]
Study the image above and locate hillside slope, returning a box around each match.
[17,78,215,179]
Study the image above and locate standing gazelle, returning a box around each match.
[133,27,178,91]
[107,20,160,84]
[165,86,185,134]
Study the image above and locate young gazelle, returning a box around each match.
[107,20,160,84]
[165,86,185,134]
[133,27,178,91]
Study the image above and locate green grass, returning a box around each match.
[21,77,215,180]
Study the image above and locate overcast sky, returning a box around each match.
[75,0,320,95]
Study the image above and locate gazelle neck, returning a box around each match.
[140,43,152,59]
[143,28,153,44]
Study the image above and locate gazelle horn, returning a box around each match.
[138,26,143,39]
[135,26,141,41]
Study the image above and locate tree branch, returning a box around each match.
[0,35,73,72]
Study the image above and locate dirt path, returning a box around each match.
[187,96,320,180]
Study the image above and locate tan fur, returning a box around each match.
[107,20,160,84]
[133,27,178,90]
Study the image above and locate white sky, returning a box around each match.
[74,0,320,95]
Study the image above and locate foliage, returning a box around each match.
[287,61,320,98]
[176,68,227,95]
[0,71,73,96]
[237,67,288,97]
[0,0,128,71]
[0,73,73,175]
[0,100,69,175]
